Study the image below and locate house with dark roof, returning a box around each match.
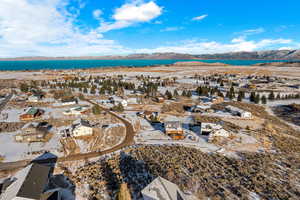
[0,163,52,200]
[141,176,187,200]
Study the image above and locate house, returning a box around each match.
[28,94,43,102]
[199,96,223,105]
[109,96,128,107]
[164,121,184,140]
[63,105,90,116]
[15,122,51,143]
[141,176,187,200]
[153,96,165,103]
[19,107,44,121]
[225,105,252,119]
[190,105,211,113]
[61,98,78,106]
[0,163,51,200]
[210,129,229,138]
[71,119,93,137]
[200,122,222,135]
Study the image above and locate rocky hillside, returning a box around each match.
[195,49,300,60]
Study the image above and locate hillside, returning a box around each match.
[0,53,197,61]
[1,50,300,61]
[195,49,300,60]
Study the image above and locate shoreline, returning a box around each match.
[0,59,298,72]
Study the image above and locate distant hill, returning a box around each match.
[0,50,299,61]
[0,53,197,61]
[195,50,300,60]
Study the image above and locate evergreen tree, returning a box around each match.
[83,87,88,93]
[165,90,173,99]
[187,90,192,98]
[261,95,267,104]
[250,92,256,102]
[237,91,243,101]
[20,83,29,92]
[254,94,260,104]
[268,91,275,100]
[182,90,187,97]
[173,89,179,97]
[276,93,281,99]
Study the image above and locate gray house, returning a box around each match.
[0,163,52,200]
[141,176,186,200]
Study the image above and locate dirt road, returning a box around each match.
[0,99,136,171]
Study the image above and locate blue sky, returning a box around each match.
[0,0,299,57]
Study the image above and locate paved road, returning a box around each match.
[0,99,136,171]
[0,93,13,113]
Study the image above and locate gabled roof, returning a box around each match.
[26,107,39,115]
[141,176,186,200]
[0,163,50,200]
[72,119,93,128]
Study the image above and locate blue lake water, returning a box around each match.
[0,59,295,71]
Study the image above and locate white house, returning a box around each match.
[240,111,252,118]
[210,129,230,137]
[61,98,78,106]
[225,105,252,119]
[200,122,222,135]
[28,95,40,102]
[71,119,93,137]
[141,176,187,200]
[63,105,90,116]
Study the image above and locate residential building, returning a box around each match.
[164,121,184,140]
[200,123,222,135]
[28,94,43,102]
[72,119,93,137]
[63,105,90,116]
[19,107,44,121]
[109,96,128,107]
[191,105,211,113]
[153,96,165,103]
[15,122,51,143]
[61,98,78,106]
[141,176,187,200]
[225,105,252,119]
[0,163,51,200]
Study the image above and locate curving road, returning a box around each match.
[0,99,136,171]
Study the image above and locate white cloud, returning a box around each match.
[0,0,129,57]
[134,37,294,54]
[161,26,183,32]
[236,28,265,37]
[98,1,163,32]
[192,14,208,21]
[93,9,103,20]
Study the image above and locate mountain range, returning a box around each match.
[0,50,299,61]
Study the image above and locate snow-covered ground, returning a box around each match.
[0,108,25,122]
[266,99,300,106]
[0,130,63,162]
